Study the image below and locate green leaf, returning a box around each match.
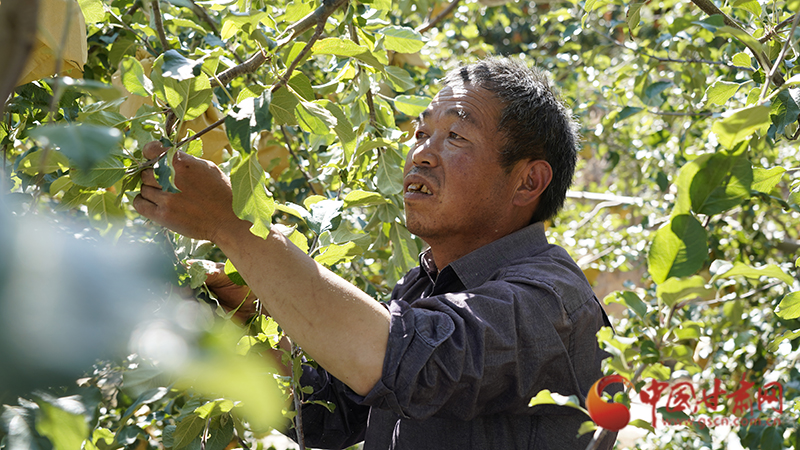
[704,80,741,106]
[224,259,246,286]
[70,156,125,188]
[628,419,655,433]
[656,275,712,307]
[617,106,643,121]
[319,100,356,161]
[751,167,785,193]
[173,414,205,449]
[195,400,235,419]
[307,199,344,235]
[77,0,105,23]
[760,426,783,450]
[311,38,384,69]
[626,3,643,34]
[121,388,169,422]
[164,75,213,122]
[692,15,726,32]
[121,57,154,97]
[768,328,800,351]
[771,88,800,136]
[528,390,588,414]
[270,87,299,126]
[393,95,431,117]
[35,395,89,450]
[776,292,800,320]
[343,190,387,208]
[203,416,234,450]
[577,420,597,437]
[314,241,361,266]
[154,149,180,193]
[648,215,708,284]
[732,0,761,15]
[17,149,70,175]
[161,50,204,81]
[383,66,415,92]
[711,261,794,285]
[295,100,337,134]
[731,52,752,68]
[642,81,672,107]
[603,291,647,318]
[87,191,126,235]
[376,150,403,194]
[688,150,752,216]
[30,124,122,171]
[230,154,274,238]
[716,26,765,57]
[378,26,425,53]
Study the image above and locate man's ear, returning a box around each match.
[512,159,553,208]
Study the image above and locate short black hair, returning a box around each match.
[443,57,579,224]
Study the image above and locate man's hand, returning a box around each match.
[132,141,246,241]
[192,260,261,321]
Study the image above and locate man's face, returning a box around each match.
[403,82,522,248]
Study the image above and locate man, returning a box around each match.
[134,57,614,449]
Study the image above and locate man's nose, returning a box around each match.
[410,135,440,167]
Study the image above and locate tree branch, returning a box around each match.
[211,50,271,88]
[759,14,797,43]
[689,0,784,86]
[416,0,461,33]
[275,0,348,47]
[759,12,800,101]
[272,21,326,93]
[0,0,39,118]
[151,0,170,51]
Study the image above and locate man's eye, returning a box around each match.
[415,131,427,139]
[449,132,461,139]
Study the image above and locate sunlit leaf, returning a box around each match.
[775,292,800,320]
[378,26,425,53]
[121,57,154,97]
[648,215,708,284]
[751,167,785,193]
[656,276,712,307]
[711,261,794,285]
[394,95,431,117]
[230,154,274,238]
[314,241,361,266]
[35,394,89,450]
[704,80,741,106]
[711,104,770,149]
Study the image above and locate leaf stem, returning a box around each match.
[272,21,326,94]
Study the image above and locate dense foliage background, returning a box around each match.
[1,0,799,448]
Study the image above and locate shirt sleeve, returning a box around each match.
[283,363,371,449]
[356,275,607,422]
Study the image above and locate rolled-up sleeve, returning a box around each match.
[358,275,601,422]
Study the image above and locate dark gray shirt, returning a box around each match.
[294,223,615,449]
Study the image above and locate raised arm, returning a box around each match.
[133,142,390,395]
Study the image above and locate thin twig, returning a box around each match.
[759,12,800,102]
[348,24,378,131]
[416,0,461,33]
[649,109,714,117]
[759,14,798,43]
[272,21,325,94]
[644,54,754,71]
[291,342,306,450]
[151,0,169,50]
[689,0,784,87]
[281,125,319,195]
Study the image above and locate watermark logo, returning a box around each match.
[586,374,634,431]
[587,372,785,431]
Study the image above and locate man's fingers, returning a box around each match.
[140,168,158,187]
[132,193,157,218]
[143,141,168,160]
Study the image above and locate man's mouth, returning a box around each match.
[406,183,432,195]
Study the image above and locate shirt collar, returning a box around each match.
[442,222,550,289]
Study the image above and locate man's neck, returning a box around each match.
[425,225,527,270]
